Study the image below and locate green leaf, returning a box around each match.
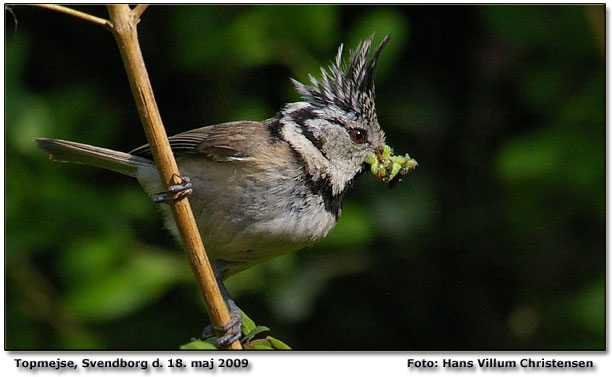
[244,339,275,350]
[240,309,257,335]
[180,339,219,350]
[243,326,270,342]
[265,336,292,350]
[243,336,292,350]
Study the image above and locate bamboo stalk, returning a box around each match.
[30,3,241,349]
[106,5,241,350]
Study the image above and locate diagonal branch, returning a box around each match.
[105,5,242,350]
[27,4,112,29]
[132,4,149,23]
[30,3,241,350]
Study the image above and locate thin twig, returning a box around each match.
[106,4,242,350]
[27,4,112,29]
[131,4,149,23]
[5,5,19,36]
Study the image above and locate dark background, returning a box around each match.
[5,5,605,350]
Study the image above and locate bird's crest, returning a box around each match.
[292,34,391,120]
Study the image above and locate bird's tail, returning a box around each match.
[35,138,153,177]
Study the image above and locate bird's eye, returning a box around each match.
[349,128,368,144]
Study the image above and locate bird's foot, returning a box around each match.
[202,299,242,348]
[153,175,193,203]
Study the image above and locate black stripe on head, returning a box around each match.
[326,117,348,129]
[268,117,284,141]
[291,107,316,123]
[290,107,328,158]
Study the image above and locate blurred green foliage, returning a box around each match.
[4,5,604,350]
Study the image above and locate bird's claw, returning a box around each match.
[153,175,193,203]
[202,300,243,348]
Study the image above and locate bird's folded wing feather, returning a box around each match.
[130,120,273,162]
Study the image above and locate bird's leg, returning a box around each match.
[202,272,243,348]
[153,175,193,203]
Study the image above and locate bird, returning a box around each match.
[36,34,414,347]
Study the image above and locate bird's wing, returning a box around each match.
[130,120,274,162]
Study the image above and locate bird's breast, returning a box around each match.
[140,156,341,276]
